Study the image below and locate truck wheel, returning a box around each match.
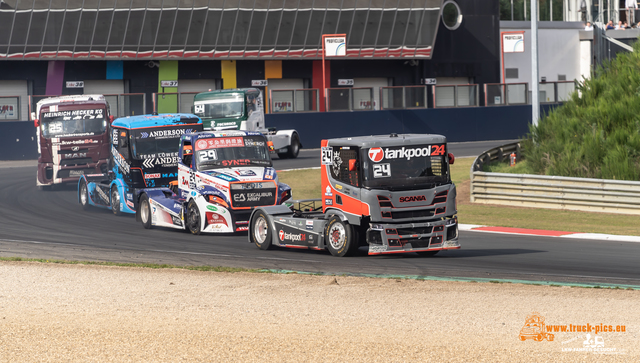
[325,216,358,257]
[186,199,202,235]
[278,133,300,159]
[79,180,90,210]
[139,194,153,229]
[416,250,439,257]
[250,211,272,250]
[111,186,122,216]
[286,133,300,158]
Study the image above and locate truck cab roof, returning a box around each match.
[193,88,260,100]
[182,130,264,141]
[112,113,202,129]
[326,134,447,148]
[36,95,108,114]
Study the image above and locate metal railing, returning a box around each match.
[0,95,21,121]
[470,142,640,215]
[380,86,427,110]
[104,93,147,118]
[152,92,198,114]
[484,83,529,106]
[270,88,320,113]
[537,81,576,103]
[431,84,479,108]
[327,87,375,112]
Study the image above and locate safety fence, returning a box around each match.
[269,89,320,113]
[28,93,146,120]
[470,142,640,215]
[432,84,479,108]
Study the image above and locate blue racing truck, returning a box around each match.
[78,113,203,215]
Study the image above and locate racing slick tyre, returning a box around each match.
[325,216,358,257]
[79,180,90,210]
[138,194,153,229]
[111,186,122,216]
[250,211,273,250]
[278,133,300,159]
[416,250,440,257]
[186,199,202,235]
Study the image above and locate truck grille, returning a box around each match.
[60,158,93,166]
[384,209,435,219]
[230,188,277,208]
[57,168,97,178]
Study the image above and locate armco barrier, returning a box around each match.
[470,143,640,215]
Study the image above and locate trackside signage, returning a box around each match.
[368,144,445,162]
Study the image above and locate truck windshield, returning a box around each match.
[130,125,198,160]
[194,135,272,170]
[41,108,107,138]
[193,93,244,119]
[361,144,449,190]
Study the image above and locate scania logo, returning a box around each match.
[368,147,384,162]
[278,230,306,242]
[399,195,426,203]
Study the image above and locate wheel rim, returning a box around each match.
[187,203,199,230]
[80,183,87,205]
[141,200,149,223]
[328,223,346,250]
[111,188,119,209]
[254,216,268,243]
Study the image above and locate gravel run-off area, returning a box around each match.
[0,261,638,362]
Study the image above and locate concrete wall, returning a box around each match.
[500,21,587,86]
[0,104,560,160]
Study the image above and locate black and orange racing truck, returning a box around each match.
[248,133,459,257]
[33,95,113,189]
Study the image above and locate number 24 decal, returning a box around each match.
[431,145,445,156]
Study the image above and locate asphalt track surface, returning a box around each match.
[2,166,640,287]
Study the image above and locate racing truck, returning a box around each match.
[78,113,203,215]
[32,95,113,189]
[248,133,460,257]
[192,88,301,159]
[136,130,292,234]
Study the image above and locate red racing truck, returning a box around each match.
[32,95,113,189]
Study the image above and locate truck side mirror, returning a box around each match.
[448,152,455,165]
[348,159,357,171]
[109,115,115,124]
[34,119,40,128]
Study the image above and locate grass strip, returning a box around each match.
[277,159,640,236]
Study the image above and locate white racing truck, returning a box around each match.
[136,130,292,233]
[192,88,301,159]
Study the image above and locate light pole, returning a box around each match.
[531,0,540,127]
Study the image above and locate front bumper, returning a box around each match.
[366,217,459,255]
[37,160,107,186]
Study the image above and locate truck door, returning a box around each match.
[327,146,363,217]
